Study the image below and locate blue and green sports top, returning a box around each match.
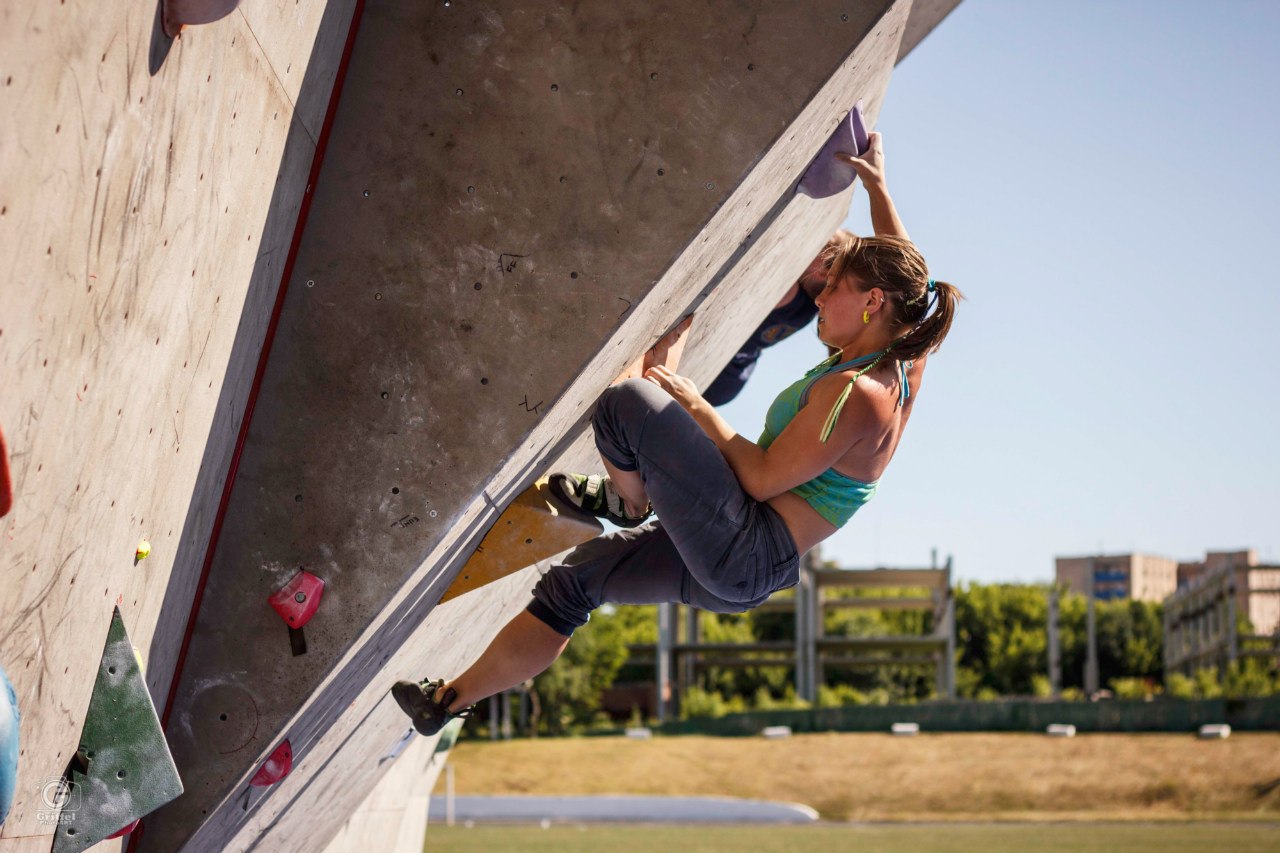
[757,350,911,528]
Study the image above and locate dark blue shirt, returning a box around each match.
[704,286,819,405]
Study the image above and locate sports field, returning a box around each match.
[447,732,1280,822]
[426,822,1280,853]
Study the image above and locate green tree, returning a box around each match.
[1096,599,1164,682]
[954,583,1049,697]
[1222,658,1280,698]
[954,584,1165,698]
[532,604,652,734]
[698,612,790,699]
[1058,595,1164,691]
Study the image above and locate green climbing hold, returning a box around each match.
[51,608,183,853]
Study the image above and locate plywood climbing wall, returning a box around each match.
[0,0,354,847]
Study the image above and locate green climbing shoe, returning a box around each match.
[550,472,652,528]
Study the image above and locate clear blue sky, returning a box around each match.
[718,0,1280,582]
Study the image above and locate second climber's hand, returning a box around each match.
[644,365,703,412]
[836,130,886,189]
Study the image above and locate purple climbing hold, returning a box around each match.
[796,100,871,200]
[162,0,242,36]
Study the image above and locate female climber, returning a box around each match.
[393,132,962,734]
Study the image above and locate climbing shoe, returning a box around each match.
[550,472,652,528]
[391,679,475,737]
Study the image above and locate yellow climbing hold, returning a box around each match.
[440,477,603,603]
[136,539,151,561]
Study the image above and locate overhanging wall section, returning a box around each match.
[141,1,913,850]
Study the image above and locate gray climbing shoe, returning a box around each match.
[391,679,474,737]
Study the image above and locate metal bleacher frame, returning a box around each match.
[631,546,957,720]
[1164,565,1280,677]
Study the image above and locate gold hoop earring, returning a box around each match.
[862,310,870,325]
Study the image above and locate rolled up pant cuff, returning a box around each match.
[525,598,582,637]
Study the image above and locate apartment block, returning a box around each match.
[1055,553,1179,602]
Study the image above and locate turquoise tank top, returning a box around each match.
[757,351,911,528]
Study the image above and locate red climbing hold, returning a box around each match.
[0,424,12,518]
[106,818,141,839]
[268,571,325,628]
[250,740,292,787]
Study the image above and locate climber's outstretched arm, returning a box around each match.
[839,131,910,242]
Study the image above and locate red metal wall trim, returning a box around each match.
[131,5,367,849]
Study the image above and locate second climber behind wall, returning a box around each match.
[702,231,849,406]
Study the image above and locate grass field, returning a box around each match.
[426,823,1280,853]
[447,732,1280,822]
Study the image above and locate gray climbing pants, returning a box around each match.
[527,378,800,636]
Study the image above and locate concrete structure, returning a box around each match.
[796,550,956,702]
[1178,550,1280,635]
[1055,553,1179,602]
[323,726,443,853]
[1242,567,1280,637]
[1,1,960,851]
[1164,566,1241,678]
[1178,549,1262,586]
[1164,550,1280,678]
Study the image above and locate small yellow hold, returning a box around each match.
[136,538,151,561]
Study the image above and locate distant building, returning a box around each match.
[1054,553,1179,602]
[1055,549,1280,635]
[1177,549,1280,636]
